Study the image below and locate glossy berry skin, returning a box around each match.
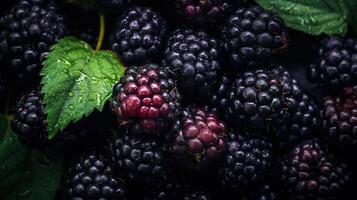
[109,6,168,65]
[163,28,221,98]
[222,5,288,70]
[63,153,126,200]
[111,63,181,135]
[0,0,67,85]
[219,131,273,188]
[322,86,357,153]
[212,67,320,149]
[168,107,226,170]
[173,0,237,25]
[309,37,357,89]
[110,131,169,187]
[12,89,48,148]
[11,89,110,151]
[281,139,350,200]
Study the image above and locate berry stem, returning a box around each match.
[96,14,105,51]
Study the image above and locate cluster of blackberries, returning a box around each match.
[1,0,357,200]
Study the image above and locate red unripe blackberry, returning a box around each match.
[111,63,181,135]
[322,86,357,153]
[281,139,351,200]
[168,107,226,170]
[172,0,239,26]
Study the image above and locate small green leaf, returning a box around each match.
[41,37,124,139]
[0,116,63,200]
[256,0,349,36]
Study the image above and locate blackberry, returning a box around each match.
[218,131,273,188]
[163,28,221,98]
[172,0,237,26]
[11,89,110,151]
[62,152,126,200]
[322,86,357,153]
[111,63,181,135]
[281,139,351,200]
[109,6,168,65]
[110,130,170,187]
[309,36,357,89]
[0,0,67,86]
[207,74,232,115]
[168,107,226,170]
[222,5,288,70]
[215,67,320,148]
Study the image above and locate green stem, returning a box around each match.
[96,14,105,51]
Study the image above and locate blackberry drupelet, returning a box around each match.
[222,5,288,70]
[168,107,226,170]
[110,130,170,187]
[172,0,237,26]
[218,67,320,148]
[309,36,357,89]
[322,86,357,153]
[163,28,221,98]
[219,131,273,188]
[281,139,351,200]
[0,0,67,86]
[109,6,168,65]
[111,63,181,135]
[12,89,111,151]
[62,152,126,200]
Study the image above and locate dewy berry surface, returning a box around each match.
[1,0,357,199]
[111,63,181,135]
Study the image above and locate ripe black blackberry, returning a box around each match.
[11,89,111,151]
[167,107,226,170]
[110,130,170,187]
[212,67,320,148]
[309,36,357,89]
[0,0,67,86]
[218,131,273,188]
[281,139,351,200]
[62,152,126,200]
[109,6,168,65]
[163,28,221,98]
[111,63,181,135]
[172,0,238,26]
[322,86,357,153]
[222,5,288,70]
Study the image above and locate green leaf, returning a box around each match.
[41,37,124,139]
[0,116,63,200]
[256,0,349,36]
